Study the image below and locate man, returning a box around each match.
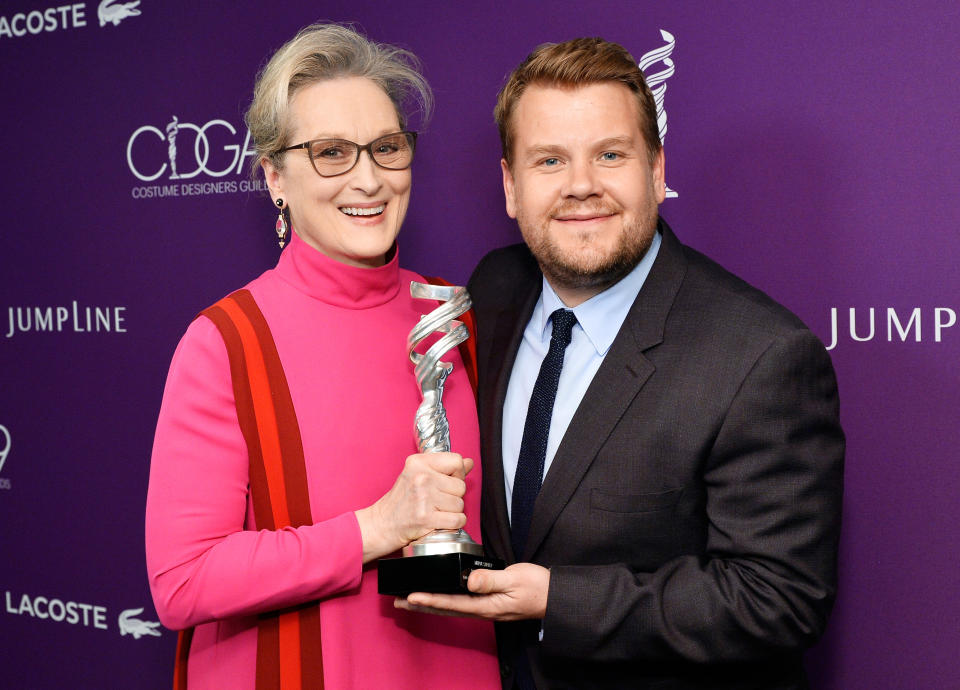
[400,37,844,689]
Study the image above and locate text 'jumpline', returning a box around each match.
[5,303,127,338]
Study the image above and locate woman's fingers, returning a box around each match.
[358,451,475,562]
[409,451,471,478]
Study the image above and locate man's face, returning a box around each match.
[502,82,666,301]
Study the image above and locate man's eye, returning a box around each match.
[541,157,560,167]
[600,152,620,161]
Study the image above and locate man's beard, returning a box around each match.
[519,200,658,294]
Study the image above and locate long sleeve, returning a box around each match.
[145,317,362,630]
[541,329,844,663]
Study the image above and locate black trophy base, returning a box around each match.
[377,552,505,597]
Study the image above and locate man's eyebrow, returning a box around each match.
[522,144,569,159]
[521,137,638,159]
[594,136,636,149]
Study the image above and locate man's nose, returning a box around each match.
[563,159,602,199]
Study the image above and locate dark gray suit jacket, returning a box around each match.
[467,220,844,689]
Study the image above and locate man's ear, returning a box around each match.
[652,148,666,204]
[501,159,518,219]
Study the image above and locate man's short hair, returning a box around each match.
[494,37,662,166]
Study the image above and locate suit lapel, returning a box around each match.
[482,277,541,563]
[523,221,689,560]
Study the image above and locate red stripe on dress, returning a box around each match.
[278,610,303,690]
[231,290,314,528]
[179,301,282,690]
[299,603,324,685]
[202,303,275,529]
[226,292,323,689]
[173,627,193,690]
[201,291,324,690]
[255,615,281,689]
[217,295,292,528]
[456,305,479,396]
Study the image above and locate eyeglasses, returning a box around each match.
[279,131,417,177]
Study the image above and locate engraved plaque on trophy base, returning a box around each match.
[377,552,506,597]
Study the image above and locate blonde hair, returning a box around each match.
[495,37,661,166]
[245,23,432,171]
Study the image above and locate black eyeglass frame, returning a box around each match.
[278,131,418,178]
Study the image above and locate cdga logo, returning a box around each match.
[126,116,257,182]
[0,424,11,490]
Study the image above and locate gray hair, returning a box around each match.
[245,23,433,172]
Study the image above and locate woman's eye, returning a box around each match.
[315,145,348,160]
[376,143,400,154]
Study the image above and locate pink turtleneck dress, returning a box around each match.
[145,233,499,689]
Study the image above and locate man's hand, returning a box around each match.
[395,563,550,621]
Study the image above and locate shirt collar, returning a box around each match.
[532,230,662,355]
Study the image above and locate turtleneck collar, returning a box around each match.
[274,231,401,309]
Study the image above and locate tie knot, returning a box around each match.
[549,309,577,347]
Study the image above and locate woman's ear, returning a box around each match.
[261,157,284,203]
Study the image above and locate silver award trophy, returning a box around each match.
[377,281,504,596]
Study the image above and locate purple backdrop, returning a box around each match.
[2,1,958,687]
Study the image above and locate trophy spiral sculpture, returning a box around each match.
[405,281,482,556]
[408,281,472,453]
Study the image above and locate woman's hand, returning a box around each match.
[355,452,473,563]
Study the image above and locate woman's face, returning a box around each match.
[263,77,412,267]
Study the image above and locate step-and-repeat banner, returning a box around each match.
[1,1,957,687]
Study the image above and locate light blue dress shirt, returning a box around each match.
[502,231,662,522]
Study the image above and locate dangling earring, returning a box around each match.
[274,198,289,249]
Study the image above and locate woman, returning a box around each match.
[145,24,499,689]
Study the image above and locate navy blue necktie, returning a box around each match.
[511,308,577,560]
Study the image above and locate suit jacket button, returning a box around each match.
[500,661,512,677]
